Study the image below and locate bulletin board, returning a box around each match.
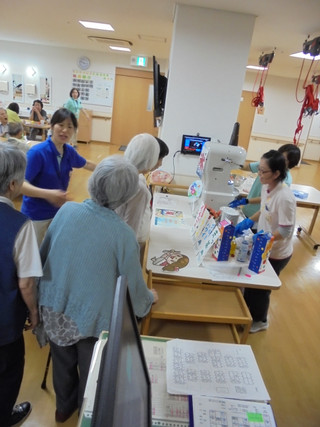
[72,70,114,107]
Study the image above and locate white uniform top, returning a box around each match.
[115,174,151,243]
[0,196,42,278]
[258,182,296,259]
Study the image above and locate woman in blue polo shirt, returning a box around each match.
[21,108,96,245]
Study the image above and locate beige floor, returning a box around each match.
[16,143,320,427]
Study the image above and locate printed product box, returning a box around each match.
[212,219,235,261]
[248,233,274,274]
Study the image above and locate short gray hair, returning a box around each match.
[8,122,24,137]
[124,133,160,172]
[88,155,139,209]
[0,142,26,195]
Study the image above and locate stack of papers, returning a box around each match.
[166,339,276,427]
[143,339,189,426]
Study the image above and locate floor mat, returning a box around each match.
[118,145,127,151]
[300,160,310,165]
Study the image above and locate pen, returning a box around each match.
[237,267,242,276]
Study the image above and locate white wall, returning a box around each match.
[0,40,157,115]
[1,38,319,154]
[244,72,320,161]
[160,5,255,175]
[244,72,320,141]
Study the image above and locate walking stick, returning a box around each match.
[41,350,51,390]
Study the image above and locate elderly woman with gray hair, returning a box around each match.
[38,155,158,423]
[116,133,161,263]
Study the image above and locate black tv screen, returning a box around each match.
[181,134,211,155]
[153,55,167,126]
[91,276,152,427]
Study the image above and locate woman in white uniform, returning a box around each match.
[235,150,296,333]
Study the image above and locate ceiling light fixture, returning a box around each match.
[79,20,114,31]
[290,52,320,60]
[246,65,267,71]
[109,46,131,52]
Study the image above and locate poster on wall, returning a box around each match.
[12,73,24,101]
[40,76,51,104]
[72,70,114,107]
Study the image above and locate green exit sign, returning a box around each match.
[131,56,148,67]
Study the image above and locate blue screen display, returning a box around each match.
[181,135,211,155]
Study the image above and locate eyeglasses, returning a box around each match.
[258,168,272,175]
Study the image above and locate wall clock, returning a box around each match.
[77,56,90,70]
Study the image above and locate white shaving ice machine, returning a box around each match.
[197,140,246,211]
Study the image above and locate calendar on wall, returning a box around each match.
[72,70,114,107]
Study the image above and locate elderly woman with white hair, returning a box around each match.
[116,133,160,263]
[38,155,158,423]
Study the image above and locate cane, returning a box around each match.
[41,350,51,390]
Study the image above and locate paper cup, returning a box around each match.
[220,206,240,225]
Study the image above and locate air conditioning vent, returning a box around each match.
[88,36,133,48]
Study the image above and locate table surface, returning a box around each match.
[237,175,320,206]
[22,119,51,129]
[290,183,320,206]
[147,192,281,290]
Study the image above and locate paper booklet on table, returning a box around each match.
[189,395,277,427]
[166,339,270,402]
[154,207,185,227]
[143,339,189,427]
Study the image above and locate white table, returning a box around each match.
[290,184,320,249]
[142,193,281,344]
[147,193,281,290]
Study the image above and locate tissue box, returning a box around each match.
[248,233,274,274]
[212,219,234,261]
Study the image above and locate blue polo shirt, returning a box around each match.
[21,137,86,220]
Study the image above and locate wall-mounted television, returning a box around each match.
[153,55,167,127]
[91,276,152,427]
[181,134,211,155]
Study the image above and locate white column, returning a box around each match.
[160,4,256,175]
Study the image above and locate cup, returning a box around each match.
[40,120,45,125]
[220,206,240,226]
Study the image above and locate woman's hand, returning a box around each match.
[234,218,254,237]
[45,189,69,207]
[151,289,159,304]
[22,182,70,207]
[25,310,39,331]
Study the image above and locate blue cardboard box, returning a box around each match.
[212,219,235,261]
[248,233,274,273]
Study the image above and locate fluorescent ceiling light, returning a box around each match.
[109,46,131,52]
[79,21,114,31]
[290,52,320,60]
[246,65,267,70]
